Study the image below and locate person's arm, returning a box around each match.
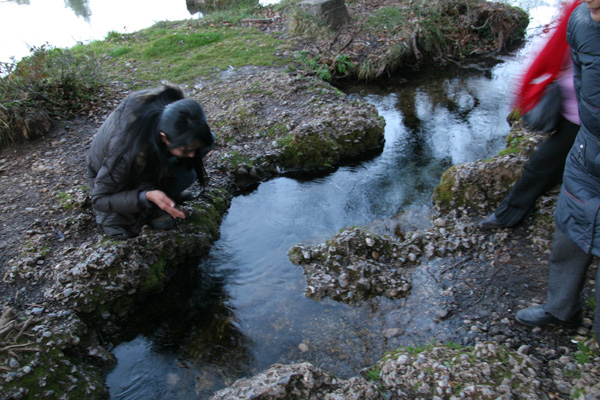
[92,157,185,219]
[91,156,145,215]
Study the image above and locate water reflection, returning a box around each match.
[3,0,91,19]
[65,0,91,21]
[107,259,253,399]
[0,0,195,63]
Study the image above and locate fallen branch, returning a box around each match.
[440,257,471,274]
[0,342,35,352]
[0,320,15,336]
[13,317,36,342]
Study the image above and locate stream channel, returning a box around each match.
[105,1,563,399]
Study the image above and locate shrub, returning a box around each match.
[0,44,107,147]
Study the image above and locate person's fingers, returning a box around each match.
[163,203,185,219]
[146,190,185,218]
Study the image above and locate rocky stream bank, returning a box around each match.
[1,66,599,399]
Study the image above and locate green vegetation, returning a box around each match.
[80,20,288,87]
[190,0,261,19]
[0,45,106,146]
[365,365,381,381]
[294,51,332,82]
[432,165,457,207]
[575,341,594,364]
[498,134,523,156]
[57,191,75,210]
[366,6,407,32]
[229,150,255,168]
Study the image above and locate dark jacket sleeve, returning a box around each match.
[91,152,149,214]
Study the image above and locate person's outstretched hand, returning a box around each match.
[146,190,186,219]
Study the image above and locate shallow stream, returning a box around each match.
[106,25,559,399]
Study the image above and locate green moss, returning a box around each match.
[3,331,109,399]
[278,121,383,170]
[279,130,337,169]
[498,134,523,156]
[139,257,167,294]
[432,165,457,208]
[266,123,289,137]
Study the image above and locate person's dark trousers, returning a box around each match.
[166,157,197,200]
[495,116,580,227]
[544,227,594,325]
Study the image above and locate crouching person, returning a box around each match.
[87,84,215,239]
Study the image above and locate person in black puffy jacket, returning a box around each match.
[515,1,600,346]
[87,84,215,239]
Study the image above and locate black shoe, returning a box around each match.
[150,211,175,230]
[175,190,194,204]
[479,213,505,230]
[515,305,581,327]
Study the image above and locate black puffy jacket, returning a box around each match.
[556,4,600,255]
[87,85,211,238]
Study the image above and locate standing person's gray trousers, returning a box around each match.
[545,226,600,339]
[495,117,579,227]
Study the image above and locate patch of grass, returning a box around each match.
[575,341,598,365]
[80,19,288,87]
[191,0,259,19]
[366,6,407,33]
[414,6,448,54]
[365,365,381,381]
[144,31,222,57]
[287,8,332,39]
[58,191,75,210]
[446,341,463,350]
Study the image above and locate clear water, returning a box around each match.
[108,2,565,399]
[0,0,566,398]
[107,63,524,399]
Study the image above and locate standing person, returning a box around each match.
[515,0,600,346]
[480,0,581,229]
[87,84,215,239]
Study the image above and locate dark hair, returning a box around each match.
[158,99,212,151]
[111,85,210,190]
